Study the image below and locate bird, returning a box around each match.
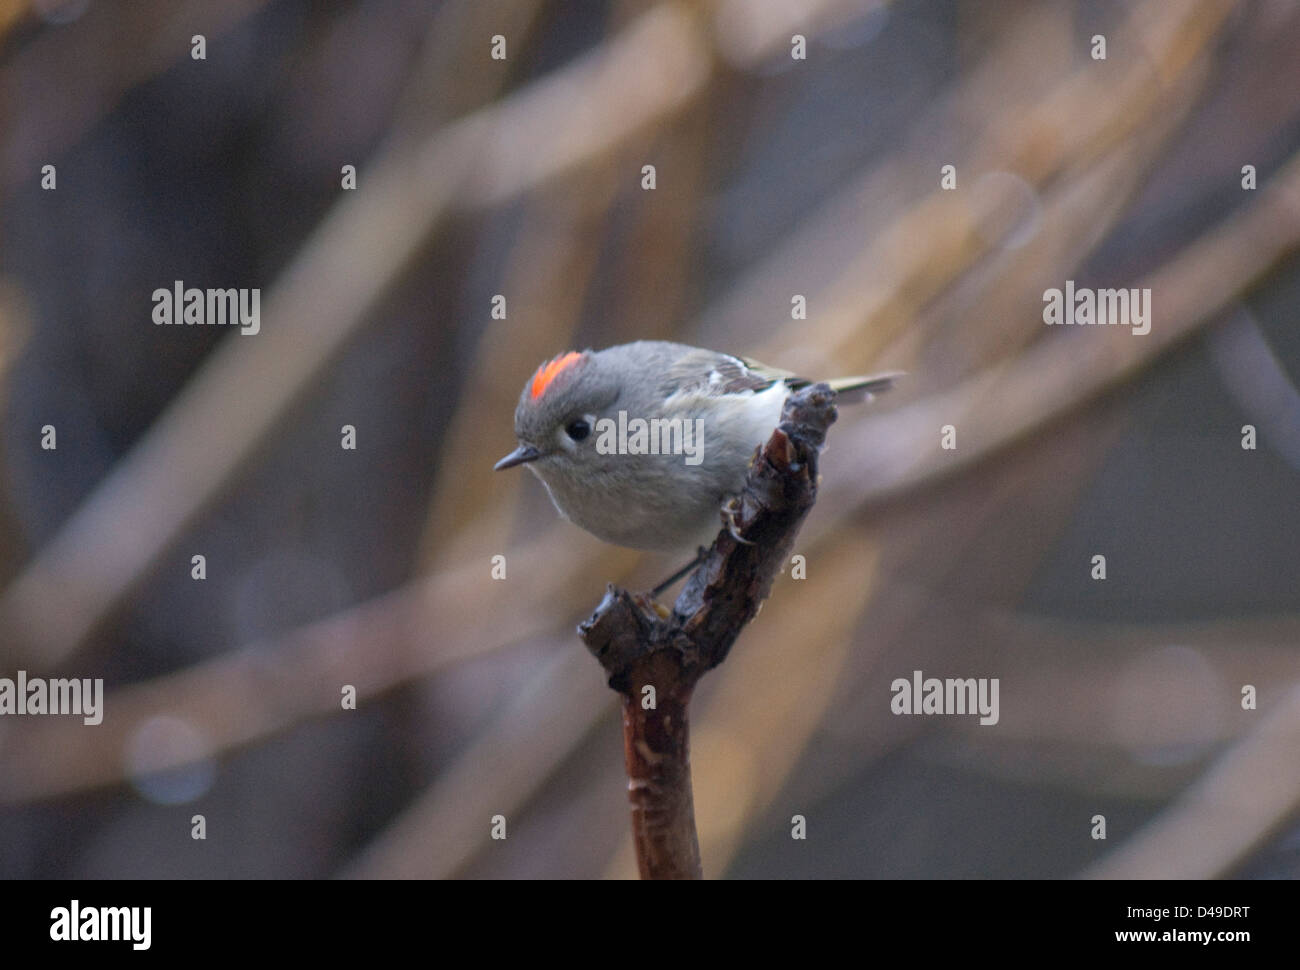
[495,340,899,554]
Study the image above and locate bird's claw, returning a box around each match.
[723,498,754,545]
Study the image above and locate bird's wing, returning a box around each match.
[742,356,903,401]
[657,348,779,398]
[657,347,903,403]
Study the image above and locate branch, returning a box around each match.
[578,383,838,879]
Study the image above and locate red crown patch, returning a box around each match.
[529,351,583,400]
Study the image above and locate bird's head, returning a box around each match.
[494,350,619,476]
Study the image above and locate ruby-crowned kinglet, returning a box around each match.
[495,340,898,551]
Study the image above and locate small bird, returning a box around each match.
[495,340,899,553]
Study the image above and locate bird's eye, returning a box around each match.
[566,418,591,441]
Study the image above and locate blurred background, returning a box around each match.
[1,0,1298,879]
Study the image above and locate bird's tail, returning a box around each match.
[821,371,904,404]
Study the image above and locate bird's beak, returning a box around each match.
[494,444,543,470]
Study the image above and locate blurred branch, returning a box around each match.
[1084,681,1300,879]
[0,534,606,803]
[417,175,624,565]
[343,641,611,880]
[818,144,1300,516]
[0,278,31,579]
[925,613,1300,800]
[389,0,545,135]
[578,384,838,879]
[0,276,26,390]
[0,0,271,193]
[0,0,25,45]
[713,0,1236,378]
